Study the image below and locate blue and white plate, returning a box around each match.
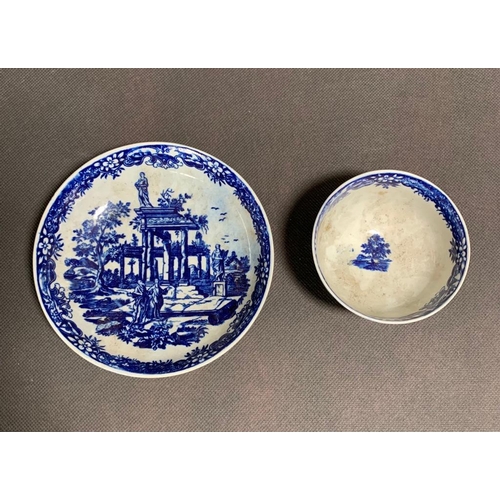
[34,143,273,377]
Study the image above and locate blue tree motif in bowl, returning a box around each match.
[33,143,273,377]
[312,170,470,323]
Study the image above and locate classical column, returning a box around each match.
[142,230,148,281]
[197,253,202,278]
[164,233,172,283]
[149,231,155,281]
[183,229,190,284]
[206,253,211,279]
[178,230,188,284]
[162,245,168,281]
[119,250,125,287]
[177,256,182,281]
[168,240,174,284]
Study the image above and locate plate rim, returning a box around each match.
[311,169,470,325]
[33,141,274,377]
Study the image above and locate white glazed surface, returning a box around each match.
[58,166,259,363]
[33,143,273,377]
[314,172,469,322]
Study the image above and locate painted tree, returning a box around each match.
[129,258,136,275]
[162,192,209,234]
[157,189,192,210]
[157,188,175,207]
[72,201,131,291]
[360,234,391,264]
[240,255,250,272]
[190,213,209,233]
[351,234,392,272]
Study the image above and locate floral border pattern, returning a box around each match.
[315,172,468,321]
[35,145,272,375]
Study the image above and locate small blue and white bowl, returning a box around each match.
[312,171,470,324]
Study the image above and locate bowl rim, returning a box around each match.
[33,141,274,377]
[311,169,470,324]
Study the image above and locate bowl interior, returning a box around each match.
[314,173,468,322]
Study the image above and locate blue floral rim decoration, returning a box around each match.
[314,171,469,322]
[34,143,273,376]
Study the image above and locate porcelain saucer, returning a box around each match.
[34,143,273,377]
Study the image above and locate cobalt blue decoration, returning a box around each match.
[351,234,392,272]
[314,171,469,323]
[34,143,273,376]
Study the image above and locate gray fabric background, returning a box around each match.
[1,69,499,431]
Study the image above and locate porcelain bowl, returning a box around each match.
[312,171,470,323]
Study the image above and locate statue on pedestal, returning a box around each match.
[135,172,153,207]
[212,244,227,281]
